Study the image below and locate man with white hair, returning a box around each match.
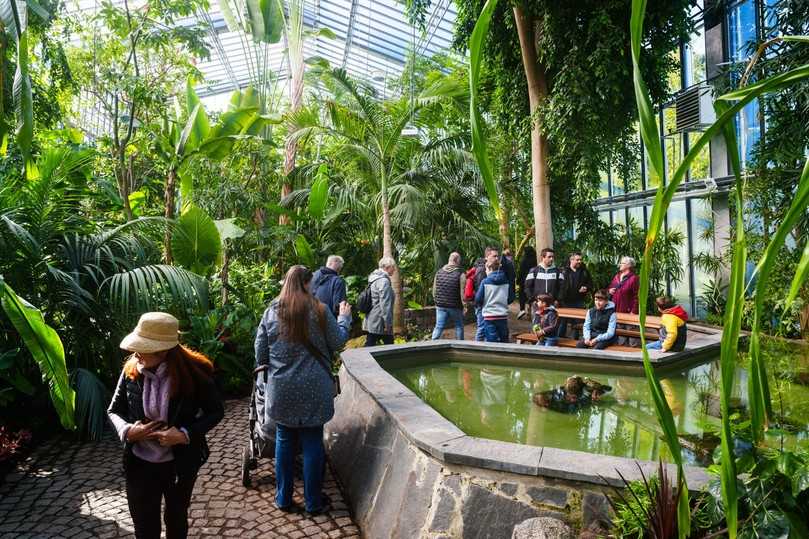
[363,257,396,346]
[431,252,466,340]
[311,255,348,317]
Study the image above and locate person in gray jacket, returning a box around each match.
[364,257,396,346]
[254,265,351,514]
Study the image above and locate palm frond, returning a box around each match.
[103,264,209,314]
[72,368,110,441]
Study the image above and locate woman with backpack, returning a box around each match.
[254,265,352,514]
[361,257,396,346]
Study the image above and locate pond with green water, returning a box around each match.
[389,342,809,466]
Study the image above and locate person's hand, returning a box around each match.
[126,420,164,442]
[152,426,189,447]
[579,286,587,293]
[608,288,616,295]
[338,301,351,317]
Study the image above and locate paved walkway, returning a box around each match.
[0,399,360,539]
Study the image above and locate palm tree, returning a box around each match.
[0,146,207,437]
[289,68,479,332]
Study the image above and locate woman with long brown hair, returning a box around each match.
[255,265,351,514]
[108,312,224,539]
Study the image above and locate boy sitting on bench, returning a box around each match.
[646,296,688,352]
[576,289,617,350]
[532,294,559,346]
[532,376,612,413]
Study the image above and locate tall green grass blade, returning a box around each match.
[468,0,502,222]
[748,157,809,441]
[629,1,689,535]
[714,99,744,538]
[784,240,809,315]
[0,277,75,429]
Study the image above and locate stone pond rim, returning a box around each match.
[332,340,714,490]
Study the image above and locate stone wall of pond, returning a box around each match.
[325,365,612,538]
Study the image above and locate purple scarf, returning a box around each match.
[139,361,171,422]
[133,361,173,463]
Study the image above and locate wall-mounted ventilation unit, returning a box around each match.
[675,84,716,132]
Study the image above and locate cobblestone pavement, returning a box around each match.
[0,398,361,538]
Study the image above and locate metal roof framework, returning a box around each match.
[68,0,458,100]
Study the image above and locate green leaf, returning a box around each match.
[308,164,329,219]
[171,205,222,275]
[128,190,146,217]
[229,86,260,110]
[214,218,246,242]
[629,1,687,536]
[0,277,75,429]
[103,264,209,313]
[294,234,315,267]
[218,0,239,32]
[72,368,109,441]
[245,0,282,44]
[11,3,35,177]
[468,0,502,222]
[784,240,809,315]
[177,82,210,156]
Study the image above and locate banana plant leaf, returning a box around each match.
[468,0,501,221]
[308,164,329,219]
[294,234,315,267]
[244,0,282,44]
[171,205,222,276]
[0,277,75,429]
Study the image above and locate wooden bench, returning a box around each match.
[555,307,663,330]
[567,322,658,341]
[514,333,639,353]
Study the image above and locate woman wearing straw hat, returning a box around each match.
[255,265,351,515]
[108,312,224,539]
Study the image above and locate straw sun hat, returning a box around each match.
[119,312,180,354]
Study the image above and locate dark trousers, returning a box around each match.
[576,337,617,350]
[365,333,394,346]
[125,455,197,539]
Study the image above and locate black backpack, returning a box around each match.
[357,284,374,314]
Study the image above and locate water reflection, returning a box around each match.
[392,359,809,466]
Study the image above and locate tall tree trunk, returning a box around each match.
[514,5,553,251]
[280,52,305,226]
[221,245,230,305]
[381,185,404,335]
[164,167,177,264]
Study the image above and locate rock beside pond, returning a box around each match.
[511,517,573,539]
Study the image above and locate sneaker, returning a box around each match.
[517,310,526,320]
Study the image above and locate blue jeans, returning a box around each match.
[275,424,325,512]
[475,307,486,341]
[432,307,465,340]
[483,319,509,343]
[537,336,559,347]
[646,340,663,350]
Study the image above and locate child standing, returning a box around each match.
[532,294,560,346]
[576,289,617,350]
[646,296,688,352]
[474,259,514,343]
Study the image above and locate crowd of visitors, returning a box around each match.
[105,247,686,537]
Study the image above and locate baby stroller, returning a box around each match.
[241,364,277,487]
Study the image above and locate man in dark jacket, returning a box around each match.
[311,255,348,317]
[500,248,516,302]
[559,251,594,338]
[431,252,467,340]
[524,247,563,308]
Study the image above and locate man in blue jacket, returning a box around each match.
[474,259,515,343]
[311,255,348,317]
